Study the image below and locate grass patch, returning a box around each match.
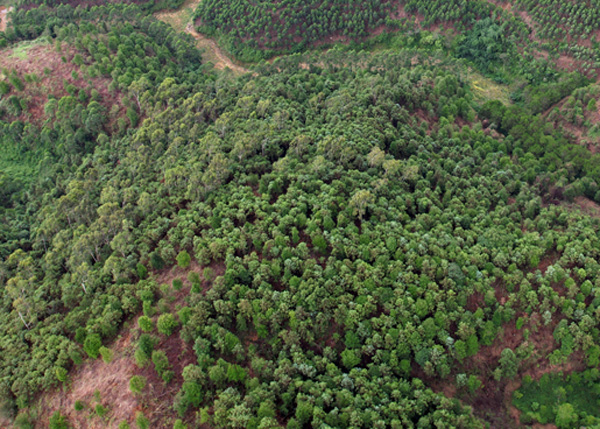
[9,39,48,61]
[154,0,200,33]
[468,70,512,105]
[513,369,600,426]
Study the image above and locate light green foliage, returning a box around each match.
[99,346,114,364]
[157,313,179,336]
[138,316,154,332]
[176,250,191,268]
[95,404,108,418]
[129,375,147,394]
[55,367,68,383]
[135,412,150,429]
[152,350,173,383]
[49,411,69,429]
[173,420,187,429]
[341,349,361,369]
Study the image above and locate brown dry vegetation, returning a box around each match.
[543,91,600,153]
[37,329,139,428]
[418,271,586,429]
[31,259,223,428]
[0,41,124,127]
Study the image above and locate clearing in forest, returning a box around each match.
[154,0,249,75]
[0,5,12,33]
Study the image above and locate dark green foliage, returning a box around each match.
[172,278,183,291]
[458,18,510,71]
[2,2,600,427]
[152,350,173,383]
[514,370,600,426]
[194,0,397,60]
[83,334,102,359]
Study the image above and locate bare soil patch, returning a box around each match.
[36,330,139,428]
[185,23,250,75]
[0,5,13,32]
[417,295,585,428]
[0,41,123,127]
[573,196,600,218]
[154,0,249,74]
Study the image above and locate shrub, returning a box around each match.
[49,411,69,429]
[136,263,148,279]
[136,412,149,429]
[176,250,191,268]
[173,420,187,429]
[95,404,107,418]
[55,367,68,383]
[152,350,172,383]
[203,267,214,282]
[157,313,178,336]
[99,346,114,364]
[138,316,154,332]
[129,375,147,394]
[172,278,183,291]
[74,400,85,411]
[135,348,150,368]
[83,334,102,359]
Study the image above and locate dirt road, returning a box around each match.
[154,0,250,74]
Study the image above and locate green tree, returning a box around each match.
[176,250,191,268]
[129,375,147,394]
[349,190,374,221]
[555,403,578,428]
[157,313,178,336]
[84,334,102,359]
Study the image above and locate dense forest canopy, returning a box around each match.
[1,0,600,428]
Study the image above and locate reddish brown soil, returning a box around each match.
[36,329,139,428]
[417,291,585,428]
[536,251,560,276]
[542,91,600,153]
[0,42,123,127]
[29,258,224,428]
[574,196,600,218]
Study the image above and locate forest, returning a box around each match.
[1,0,600,428]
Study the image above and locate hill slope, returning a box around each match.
[2,1,600,428]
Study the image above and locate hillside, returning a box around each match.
[1,1,600,428]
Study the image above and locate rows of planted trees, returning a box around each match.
[506,0,600,68]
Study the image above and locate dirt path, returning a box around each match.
[184,23,250,74]
[154,0,250,75]
[0,6,14,32]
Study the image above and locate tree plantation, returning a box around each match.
[1,0,600,428]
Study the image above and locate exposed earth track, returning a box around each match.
[154,0,249,75]
[0,5,13,32]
